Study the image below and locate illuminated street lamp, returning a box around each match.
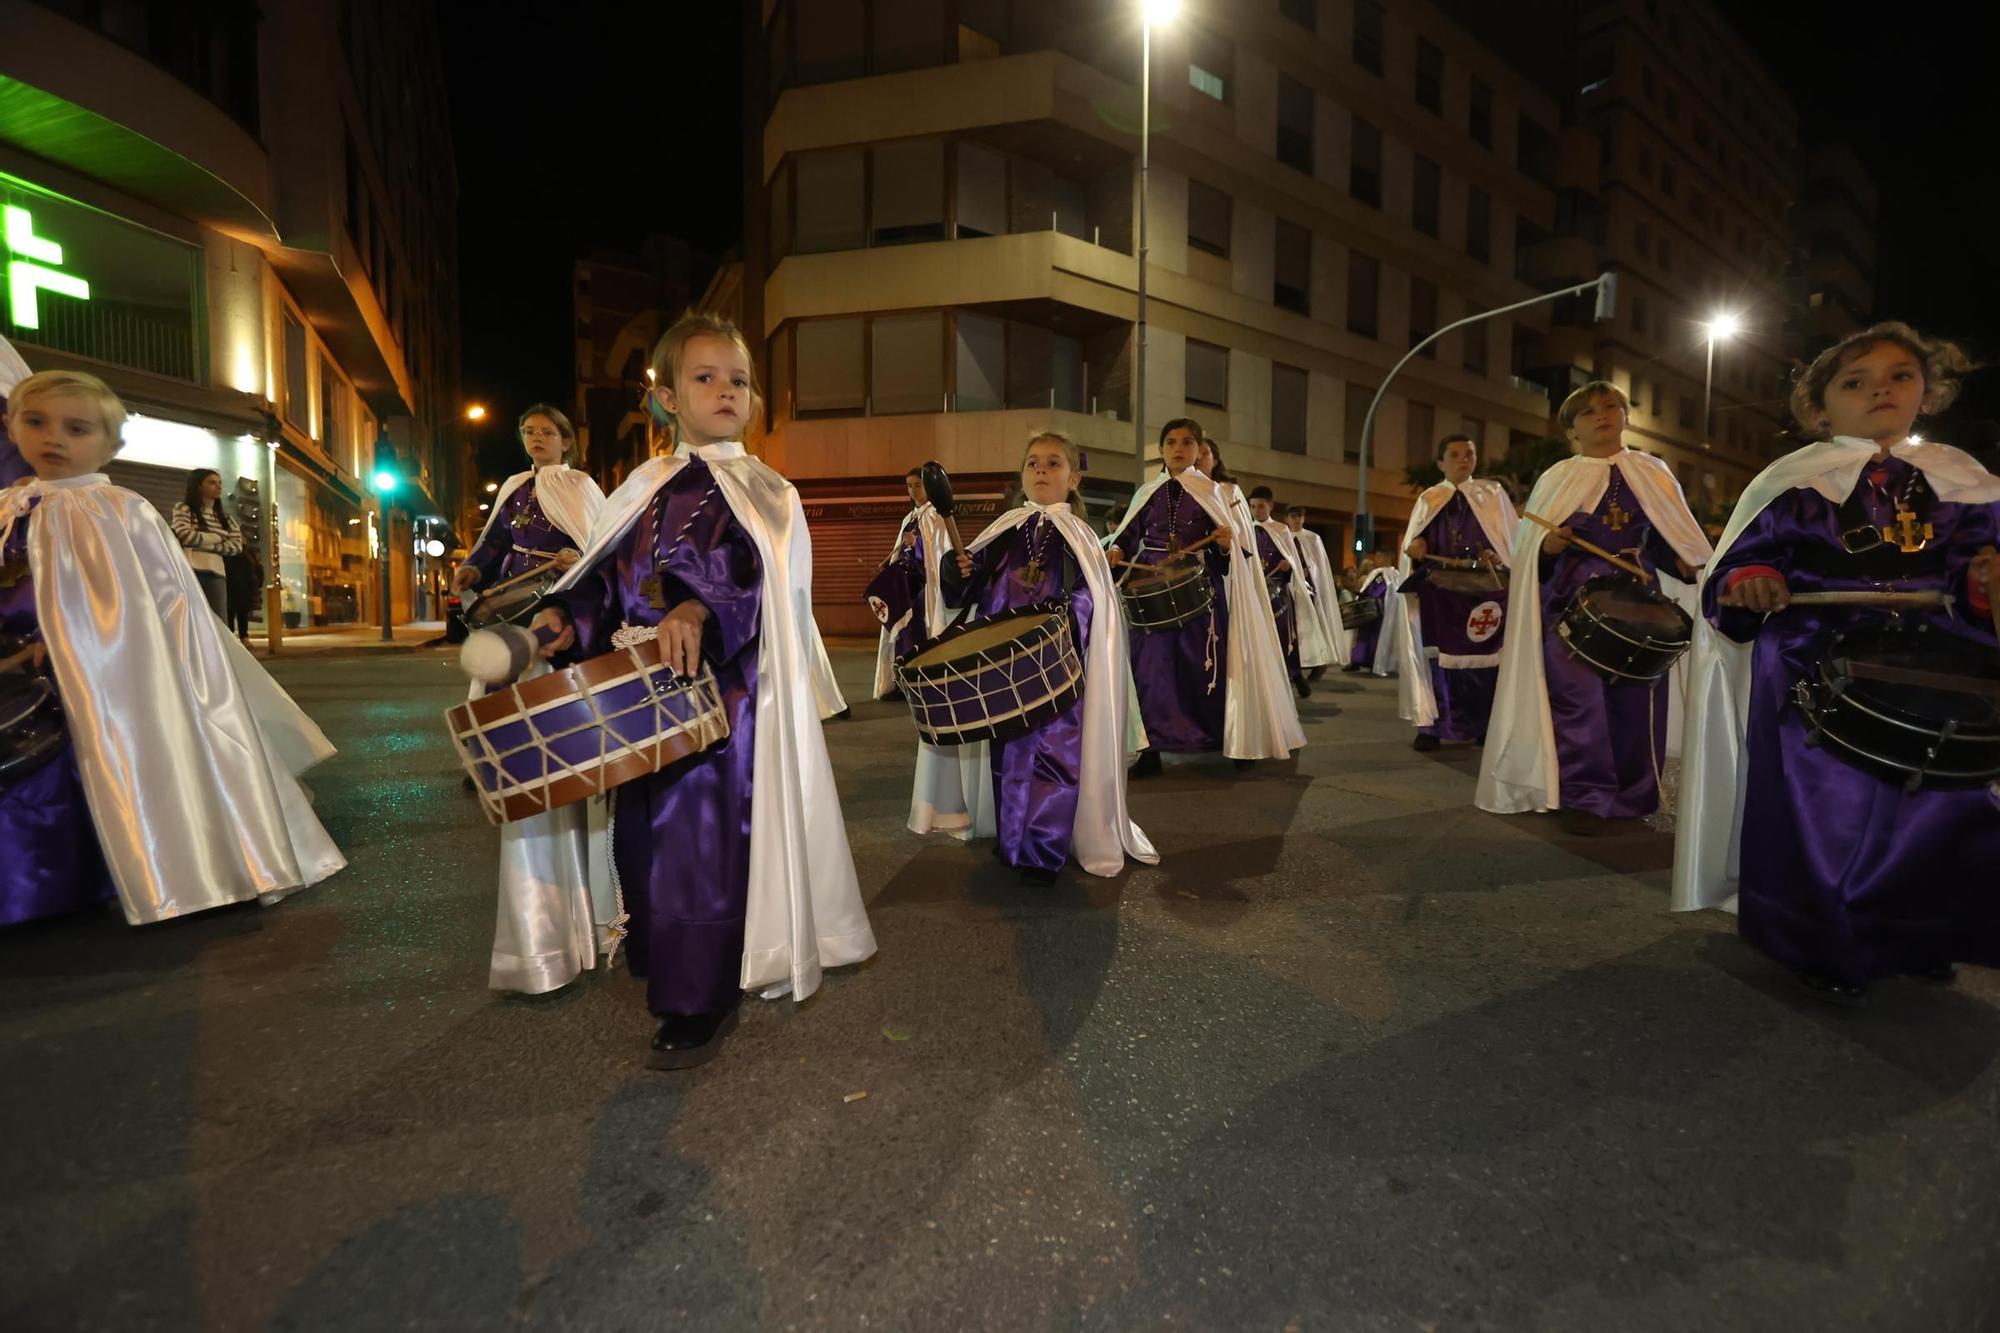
[465,404,487,422]
[1133,0,1179,484]
[1702,313,1740,449]
[484,480,499,493]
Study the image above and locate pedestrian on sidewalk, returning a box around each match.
[170,469,243,619]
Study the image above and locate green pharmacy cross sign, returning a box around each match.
[3,205,92,329]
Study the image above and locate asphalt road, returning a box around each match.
[3,647,1997,1332]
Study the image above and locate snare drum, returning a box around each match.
[1424,566,1510,596]
[1555,575,1692,682]
[1794,621,2000,792]
[1339,593,1381,631]
[0,659,64,789]
[1120,559,1213,631]
[445,638,731,824]
[896,605,1083,746]
[462,560,564,629]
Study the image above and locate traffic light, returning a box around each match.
[371,468,400,495]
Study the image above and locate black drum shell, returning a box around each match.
[1555,574,1692,683]
[1793,620,2000,791]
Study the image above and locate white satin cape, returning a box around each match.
[905,502,995,836]
[1363,566,1404,677]
[471,463,604,557]
[962,503,1158,875]
[1107,469,1304,759]
[495,443,877,1001]
[1670,437,2000,912]
[1294,527,1349,665]
[1391,479,1519,726]
[3,475,344,923]
[1259,519,1335,669]
[1474,450,1712,814]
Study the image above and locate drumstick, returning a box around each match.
[470,556,564,601]
[1784,590,1954,608]
[1126,531,1221,571]
[1520,511,1650,582]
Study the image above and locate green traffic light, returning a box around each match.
[372,469,399,494]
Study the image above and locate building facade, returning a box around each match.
[571,235,697,491]
[0,0,460,637]
[745,0,1570,634]
[1788,142,1876,357]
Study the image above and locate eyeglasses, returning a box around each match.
[521,427,563,439]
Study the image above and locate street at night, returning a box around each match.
[3,646,1995,1331]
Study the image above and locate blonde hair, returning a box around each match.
[6,369,128,443]
[1789,321,1976,438]
[649,312,761,412]
[1558,379,1630,432]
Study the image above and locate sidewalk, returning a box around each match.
[246,621,452,657]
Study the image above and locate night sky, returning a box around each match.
[442,1,2000,451]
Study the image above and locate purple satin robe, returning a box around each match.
[553,460,763,1017]
[0,504,117,927]
[1111,481,1228,752]
[948,516,1088,873]
[894,519,928,660]
[1539,481,1683,817]
[1706,457,2000,983]
[1257,526,1303,683]
[1347,578,1389,669]
[1407,493,1502,742]
[465,478,577,588]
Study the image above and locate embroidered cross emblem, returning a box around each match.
[1604,499,1631,532]
[1468,606,1501,637]
[1882,504,1933,553]
[1015,557,1044,590]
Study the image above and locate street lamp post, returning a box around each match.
[1701,313,1739,450]
[1134,0,1178,487]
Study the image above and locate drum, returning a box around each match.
[1794,621,2000,792]
[445,638,731,824]
[1120,559,1213,631]
[1425,566,1510,596]
[1339,594,1381,631]
[1555,575,1692,682]
[896,605,1083,746]
[462,560,563,629]
[865,560,917,631]
[0,662,65,788]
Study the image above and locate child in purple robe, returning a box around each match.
[1678,322,2000,1005]
[943,432,1157,884]
[528,315,874,1069]
[1247,486,1307,698]
[455,404,602,598]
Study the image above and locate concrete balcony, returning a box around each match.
[0,3,275,242]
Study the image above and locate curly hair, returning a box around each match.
[1789,321,1978,438]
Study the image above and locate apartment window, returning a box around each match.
[1631,294,1649,335]
[1658,235,1673,271]
[1274,220,1311,315]
[1651,380,1665,417]
[1415,39,1443,114]
[1677,393,1694,428]
[1186,339,1228,407]
[1634,220,1651,256]
[281,310,309,428]
[1353,0,1383,75]
[1277,77,1314,173]
[1409,277,1437,357]
[870,138,946,245]
[1641,65,1657,102]
[1463,321,1487,375]
[1631,377,1647,415]
[1664,87,1679,123]
[769,162,794,258]
[1658,160,1676,200]
[793,149,866,253]
[1343,381,1369,461]
[796,0,866,84]
[1280,0,1317,31]
[1350,119,1382,208]
[1517,119,1553,187]
[871,312,945,414]
[1638,143,1653,181]
[1469,78,1493,147]
[794,317,866,413]
[318,355,343,451]
[1405,401,1434,472]
[1466,187,1491,263]
[1346,250,1380,338]
[873,0,946,72]
[954,311,1004,411]
[955,142,1007,239]
[1272,363,1309,454]
[1187,181,1231,257]
[1412,155,1441,237]
[1188,27,1229,102]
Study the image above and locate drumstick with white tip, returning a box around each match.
[461,624,563,686]
[1127,531,1221,570]
[1520,511,1650,582]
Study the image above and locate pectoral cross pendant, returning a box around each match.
[639,575,667,609]
[1882,504,1933,554]
[1605,500,1631,532]
[1016,557,1045,590]
[510,510,533,529]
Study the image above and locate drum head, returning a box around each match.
[904,610,1057,670]
[1828,624,2000,728]
[1579,576,1689,636]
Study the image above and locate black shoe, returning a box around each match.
[1019,865,1060,886]
[1130,749,1163,779]
[879,689,903,703]
[1905,961,1959,985]
[1412,733,1441,752]
[1308,666,1327,682]
[1293,679,1311,699]
[1795,970,1868,1008]
[1341,663,1365,674]
[646,1007,740,1070]
[1233,758,1255,771]
[1559,809,1609,837]
[831,706,852,721]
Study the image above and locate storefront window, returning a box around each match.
[274,459,366,627]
